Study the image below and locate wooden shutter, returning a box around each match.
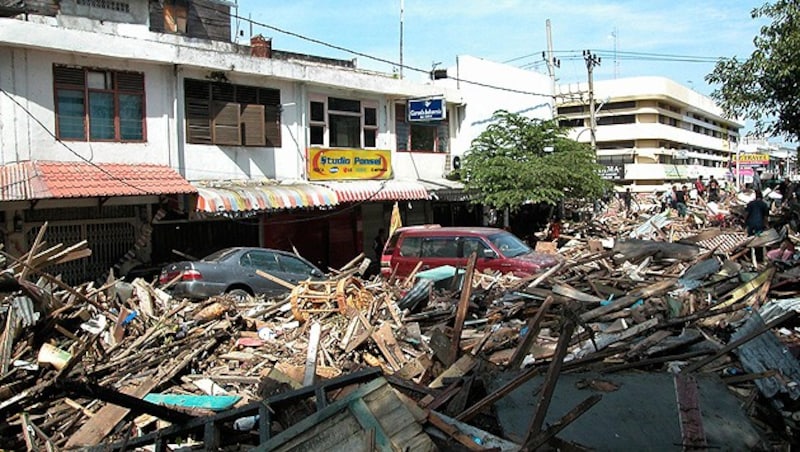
[264,105,281,147]
[117,72,144,92]
[212,101,241,145]
[185,79,211,144]
[53,66,86,88]
[241,104,265,146]
[258,88,282,147]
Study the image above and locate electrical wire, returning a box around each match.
[188,2,555,98]
[0,87,150,195]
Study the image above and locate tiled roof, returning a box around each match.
[0,161,196,201]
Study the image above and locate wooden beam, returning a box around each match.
[449,252,478,365]
[303,322,321,387]
[522,395,602,451]
[509,296,554,370]
[255,269,297,291]
[523,320,575,442]
[681,310,797,374]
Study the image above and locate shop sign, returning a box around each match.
[408,97,446,121]
[599,164,624,180]
[736,153,769,166]
[307,148,392,181]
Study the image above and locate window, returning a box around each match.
[241,250,280,272]
[421,238,458,258]
[596,115,635,126]
[53,65,145,142]
[460,237,488,258]
[163,0,188,34]
[395,104,448,153]
[308,96,378,148]
[399,237,422,257]
[279,255,315,275]
[558,118,584,128]
[184,79,281,147]
[557,105,584,115]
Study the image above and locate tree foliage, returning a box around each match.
[706,1,800,140]
[460,110,608,210]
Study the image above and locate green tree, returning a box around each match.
[706,1,800,140]
[460,110,608,211]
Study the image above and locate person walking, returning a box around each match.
[622,188,632,213]
[694,176,706,199]
[675,185,688,217]
[707,175,720,202]
[745,190,769,236]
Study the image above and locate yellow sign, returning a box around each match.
[736,153,770,164]
[307,148,392,181]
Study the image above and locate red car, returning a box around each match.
[380,226,559,278]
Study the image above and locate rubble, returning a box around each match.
[1,191,800,450]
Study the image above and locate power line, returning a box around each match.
[190,2,554,98]
[0,88,150,195]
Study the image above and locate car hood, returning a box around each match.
[512,251,560,268]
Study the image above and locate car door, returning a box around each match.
[419,236,459,271]
[393,235,422,277]
[461,236,507,273]
[240,250,284,296]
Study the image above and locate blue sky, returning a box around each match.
[234,0,766,96]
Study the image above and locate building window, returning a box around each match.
[308,96,377,148]
[559,118,584,128]
[163,0,188,34]
[556,105,584,115]
[184,79,281,147]
[53,65,145,142]
[395,104,448,153]
[596,115,635,126]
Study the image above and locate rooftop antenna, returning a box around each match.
[399,0,404,78]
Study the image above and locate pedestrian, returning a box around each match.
[675,185,687,217]
[373,228,386,260]
[707,175,720,202]
[745,190,769,236]
[694,176,706,199]
[753,170,763,192]
[661,189,672,212]
[622,188,632,213]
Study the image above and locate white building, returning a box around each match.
[557,76,742,192]
[0,0,466,280]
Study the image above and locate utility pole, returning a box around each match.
[399,0,404,79]
[543,20,560,108]
[583,50,601,151]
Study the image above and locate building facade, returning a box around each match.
[0,0,466,281]
[556,77,742,192]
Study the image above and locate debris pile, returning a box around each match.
[2,198,800,450]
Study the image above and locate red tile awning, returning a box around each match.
[0,161,196,201]
[313,180,429,202]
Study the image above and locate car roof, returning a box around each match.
[396,226,509,237]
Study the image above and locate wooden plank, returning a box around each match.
[674,374,708,449]
[256,269,297,290]
[509,296,554,369]
[580,278,676,322]
[450,252,478,365]
[523,395,602,450]
[427,411,485,451]
[713,267,774,311]
[523,320,575,441]
[429,355,476,389]
[65,377,158,448]
[371,323,406,372]
[304,322,322,387]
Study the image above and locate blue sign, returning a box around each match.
[408,97,446,122]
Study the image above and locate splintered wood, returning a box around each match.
[2,196,800,450]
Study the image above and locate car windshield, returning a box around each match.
[202,248,238,262]
[488,232,531,258]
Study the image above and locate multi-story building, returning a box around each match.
[0,0,465,281]
[556,76,742,192]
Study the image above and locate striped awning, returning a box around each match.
[315,180,429,202]
[195,183,338,213]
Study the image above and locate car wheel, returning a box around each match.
[227,288,253,303]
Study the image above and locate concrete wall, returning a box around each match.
[438,55,554,160]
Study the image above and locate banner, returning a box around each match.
[307,148,392,181]
[389,202,402,237]
[736,154,769,166]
